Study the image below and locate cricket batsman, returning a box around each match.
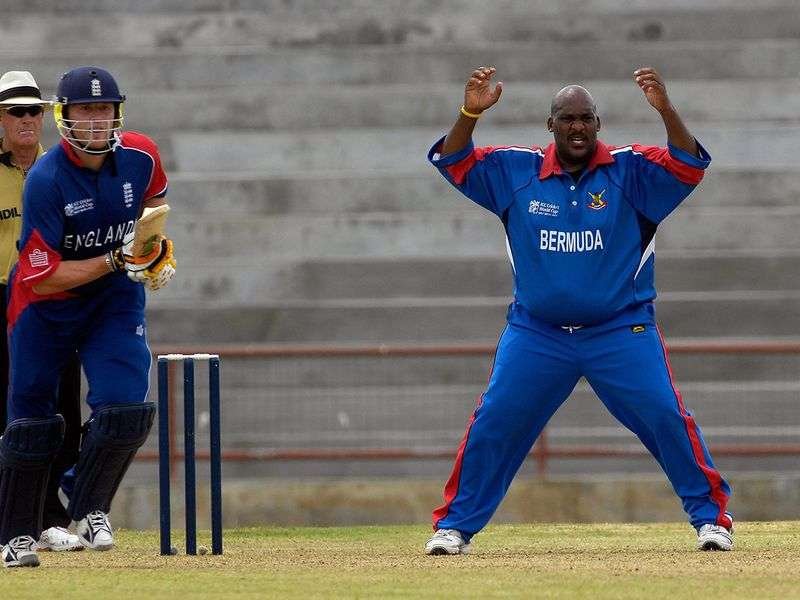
[424,66,733,555]
[0,66,175,567]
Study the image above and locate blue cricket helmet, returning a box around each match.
[53,66,126,154]
[55,66,126,105]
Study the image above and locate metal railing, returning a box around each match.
[142,338,800,477]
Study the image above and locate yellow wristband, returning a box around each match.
[460,105,482,119]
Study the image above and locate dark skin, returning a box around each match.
[440,66,502,156]
[441,66,699,170]
[547,86,600,173]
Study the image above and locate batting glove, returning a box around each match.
[124,237,176,291]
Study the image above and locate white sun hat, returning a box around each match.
[0,71,50,107]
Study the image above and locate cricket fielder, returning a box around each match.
[424,67,733,555]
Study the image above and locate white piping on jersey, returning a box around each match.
[505,235,516,275]
[609,145,640,156]
[433,146,544,162]
[22,264,54,282]
[634,237,655,280]
[490,146,544,157]
[611,144,656,280]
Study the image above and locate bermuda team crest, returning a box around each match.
[587,189,607,210]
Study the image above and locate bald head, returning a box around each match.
[546,84,601,171]
[550,85,597,116]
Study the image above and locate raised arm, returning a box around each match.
[441,66,503,156]
[634,67,698,157]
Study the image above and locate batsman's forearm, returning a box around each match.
[142,195,168,211]
[32,256,111,294]
[659,105,698,156]
[441,114,479,155]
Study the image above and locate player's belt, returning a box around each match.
[560,325,584,334]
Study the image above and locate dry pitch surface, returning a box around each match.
[2,522,798,599]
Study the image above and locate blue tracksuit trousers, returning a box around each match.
[433,303,731,539]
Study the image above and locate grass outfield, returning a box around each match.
[2,522,799,599]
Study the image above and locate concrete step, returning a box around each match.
[157,206,800,268]
[241,255,800,300]
[114,79,800,133]
[7,39,800,92]
[162,208,505,263]
[151,380,800,450]
[165,167,800,216]
[155,253,800,306]
[162,350,800,390]
[170,124,800,174]
[167,172,455,215]
[12,0,800,15]
[126,450,798,481]
[3,7,798,52]
[145,296,800,343]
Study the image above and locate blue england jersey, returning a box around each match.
[7,132,167,329]
[429,137,710,326]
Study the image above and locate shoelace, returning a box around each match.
[87,511,112,535]
[700,524,732,540]
[8,536,36,552]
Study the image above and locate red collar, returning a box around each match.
[59,138,115,170]
[539,140,615,180]
[60,138,85,167]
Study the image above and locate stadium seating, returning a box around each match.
[7,0,799,485]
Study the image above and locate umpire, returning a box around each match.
[0,71,82,553]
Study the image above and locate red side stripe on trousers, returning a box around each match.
[657,326,730,527]
[431,393,482,529]
[432,333,503,529]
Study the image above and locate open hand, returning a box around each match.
[464,67,503,115]
[634,67,672,113]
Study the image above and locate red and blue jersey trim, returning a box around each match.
[7,229,72,331]
[15,228,61,286]
[60,131,168,199]
[436,138,706,187]
[538,141,615,179]
[442,145,544,186]
[611,143,706,186]
[117,131,169,199]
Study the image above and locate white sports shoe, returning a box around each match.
[75,511,114,551]
[697,522,734,551]
[2,535,40,568]
[424,529,472,555]
[38,526,84,552]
